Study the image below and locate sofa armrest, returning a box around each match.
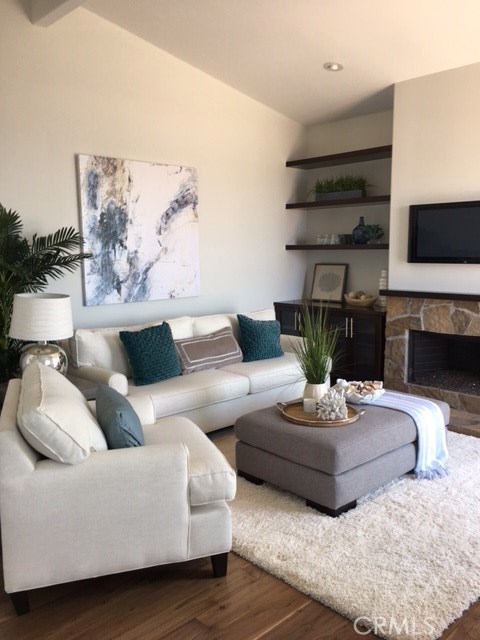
[1,443,191,593]
[0,381,39,480]
[70,365,129,395]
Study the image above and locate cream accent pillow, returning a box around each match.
[17,362,108,464]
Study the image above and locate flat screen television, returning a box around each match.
[408,200,480,263]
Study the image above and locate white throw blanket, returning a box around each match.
[374,391,449,479]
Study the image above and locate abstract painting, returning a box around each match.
[77,154,199,306]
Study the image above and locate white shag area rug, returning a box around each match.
[231,431,480,640]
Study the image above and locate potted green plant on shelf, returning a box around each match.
[292,303,340,401]
[0,204,91,382]
[309,174,370,202]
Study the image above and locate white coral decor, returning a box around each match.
[316,388,348,421]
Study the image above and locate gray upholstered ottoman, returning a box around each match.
[234,397,450,517]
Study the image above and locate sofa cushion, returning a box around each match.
[71,327,133,376]
[175,327,243,374]
[120,323,182,386]
[95,384,144,448]
[192,314,234,337]
[162,315,194,340]
[222,351,302,394]
[143,416,236,505]
[17,362,107,464]
[127,368,250,419]
[70,316,194,375]
[237,314,283,362]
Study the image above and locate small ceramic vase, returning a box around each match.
[352,216,369,244]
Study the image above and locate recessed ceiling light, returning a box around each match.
[323,62,343,72]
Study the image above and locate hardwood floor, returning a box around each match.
[0,553,376,640]
[1,551,479,639]
[0,418,479,639]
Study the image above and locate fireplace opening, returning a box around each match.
[408,330,480,396]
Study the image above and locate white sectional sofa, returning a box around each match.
[69,309,304,433]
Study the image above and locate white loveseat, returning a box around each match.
[0,364,237,614]
[69,309,304,433]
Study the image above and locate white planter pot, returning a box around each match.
[303,379,330,402]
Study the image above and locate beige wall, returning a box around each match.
[389,63,480,293]
[305,110,393,158]
[3,0,475,328]
[0,0,306,329]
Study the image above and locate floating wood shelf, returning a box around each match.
[286,145,392,170]
[286,243,389,251]
[286,195,390,210]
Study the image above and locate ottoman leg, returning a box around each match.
[238,470,264,485]
[306,498,357,518]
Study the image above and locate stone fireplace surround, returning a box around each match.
[383,290,480,414]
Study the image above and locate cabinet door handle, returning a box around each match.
[345,321,348,338]
[350,317,354,338]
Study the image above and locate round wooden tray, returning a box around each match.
[277,402,365,428]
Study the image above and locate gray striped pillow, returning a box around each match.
[175,327,243,375]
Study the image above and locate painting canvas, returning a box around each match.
[77,154,199,306]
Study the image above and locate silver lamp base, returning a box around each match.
[19,342,68,375]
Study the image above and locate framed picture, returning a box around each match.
[310,263,348,302]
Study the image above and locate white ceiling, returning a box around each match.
[33,0,480,125]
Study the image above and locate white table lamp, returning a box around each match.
[9,293,74,375]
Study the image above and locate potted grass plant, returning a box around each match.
[292,303,340,401]
[309,174,370,202]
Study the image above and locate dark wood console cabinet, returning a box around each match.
[274,299,386,381]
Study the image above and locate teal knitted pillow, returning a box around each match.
[237,314,284,362]
[95,384,144,449]
[119,323,181,386]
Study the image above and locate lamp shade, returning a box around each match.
[9,293,73,341]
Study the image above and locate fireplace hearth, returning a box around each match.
[383,291,480,413]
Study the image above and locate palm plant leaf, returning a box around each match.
[0,206,23,241]
[30,227,87,254]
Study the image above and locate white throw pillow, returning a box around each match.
[17,362,107,464]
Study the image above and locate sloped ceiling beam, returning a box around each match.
[30,0,85,26]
